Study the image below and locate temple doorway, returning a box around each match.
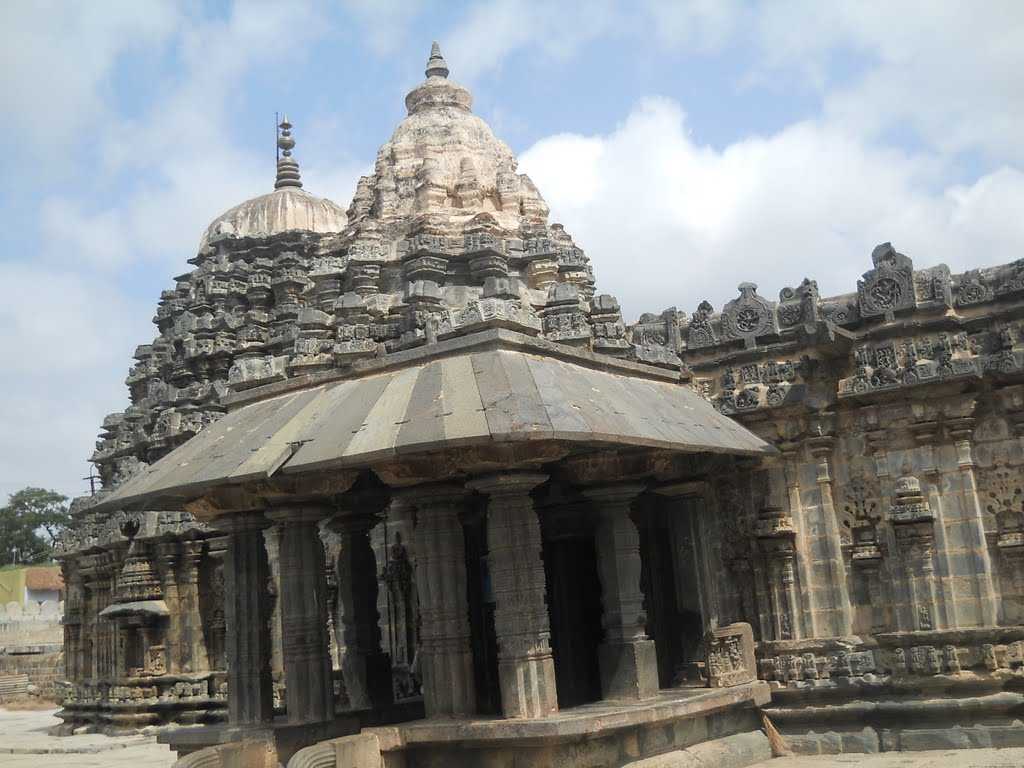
[545,534,603,708]
[637,499,704,687]
[464,510,501,715]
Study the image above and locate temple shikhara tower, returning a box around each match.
[55,44,1024,767]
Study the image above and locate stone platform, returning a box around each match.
[279,682,772,768]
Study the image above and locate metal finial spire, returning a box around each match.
[425,41,449,79]
[275,115,302,190]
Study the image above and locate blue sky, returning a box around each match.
[1,0,1023,499]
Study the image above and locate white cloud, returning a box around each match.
[37,0,359,272]
[444,1,1024,164]
[748,1,1024,162]
[0,263,151,498]
[0,1,181,171]
[340,0,424,55]
[520,97,1024,321]
[4,0,362,498]
[444,0,620,80]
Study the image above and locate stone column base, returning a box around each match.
[599,638,659,700]
[498,654,558,719]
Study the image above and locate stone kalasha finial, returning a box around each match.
[425,41,449,79]
[275,115,302,190]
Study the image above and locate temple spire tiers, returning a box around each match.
[212,512,275,729]
[266,505,334,725]
[274,115,302,190]
[404,484,476,717]
[467,472,558,719]
[328,489,394,712]
[584,483,660,701]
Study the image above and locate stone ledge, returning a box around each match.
[367,682,770,749]
[623,730,771,768]
[0,736,153,755]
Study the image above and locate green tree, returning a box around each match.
[0,487,70,566]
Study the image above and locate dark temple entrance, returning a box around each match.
[637,499,704,687]
[464,510,501,716]
[544,534,603,708]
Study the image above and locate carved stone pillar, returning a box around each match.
[777,445,817,639]
[262,525,285,689]
[218,513,274,728]
[157,542,181,674]
[179,540,210,673]
[411,485,476,717]
[948,417,1000,627]
[585,483,659,701]
[468,472,558,719]
[331,498,393,711]
[807,436,854,637]
[268,506,335,724]
[62,564,83,683]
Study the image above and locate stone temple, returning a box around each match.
[55,44,1024,767]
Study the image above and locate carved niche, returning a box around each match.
[839,469,883,556]
[980,459,1024,551]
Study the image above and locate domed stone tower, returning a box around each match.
[81,45,627,492]
[56,43,660,736]
[201,117,348,248]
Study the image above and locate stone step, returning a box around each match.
[0,673,30,698]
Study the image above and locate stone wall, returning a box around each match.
[617,243,1024,752]
[0,600,63,649]
[0,650,64,699]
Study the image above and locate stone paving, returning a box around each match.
[5,707,1024,768]
[0,707,175,767]
[751,749,1024,768]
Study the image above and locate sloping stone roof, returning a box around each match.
[88,330,772,513]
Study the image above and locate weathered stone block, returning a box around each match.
[598,639,659,700]
[333,733,383,768]
[706,623,756,688]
